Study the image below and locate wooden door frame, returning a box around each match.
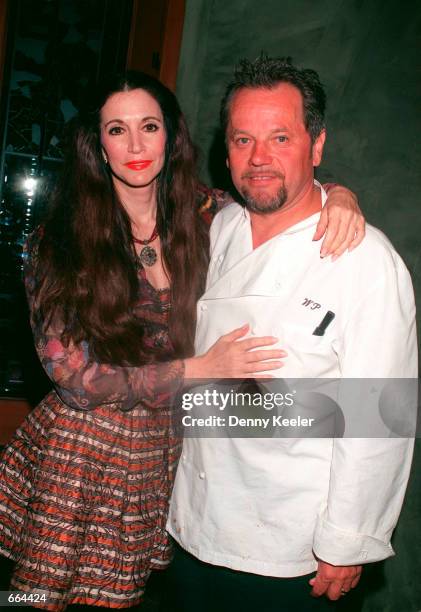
[0,0,186,101]
[126,0,185,91]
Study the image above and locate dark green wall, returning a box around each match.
[176,2,421,611]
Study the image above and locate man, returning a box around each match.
[167,56,417,611]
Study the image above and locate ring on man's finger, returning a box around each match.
[340,589,348,596]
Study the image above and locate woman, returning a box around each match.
[0,72,363,610]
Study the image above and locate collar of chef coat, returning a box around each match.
[204,180,327,299]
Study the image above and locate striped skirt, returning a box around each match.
[0,390,181,610]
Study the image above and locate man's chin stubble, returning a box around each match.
[241,187,288,214]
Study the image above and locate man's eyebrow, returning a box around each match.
[104,116,162,127]
[230,128,253,136]
[229,127,289,136]
[229,128,259,140]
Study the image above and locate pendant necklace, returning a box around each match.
[133,226,159,267]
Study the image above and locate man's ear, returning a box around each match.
[312,129,326,167]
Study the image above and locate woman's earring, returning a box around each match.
[102,151,108,164]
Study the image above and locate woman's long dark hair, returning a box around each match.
[33,71,209,365]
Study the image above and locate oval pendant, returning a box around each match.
[139,245,157,267]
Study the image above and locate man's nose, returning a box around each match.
[249,141,272,166]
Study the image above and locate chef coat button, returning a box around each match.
[218,254,224,262]
[198,471,206,479]
[200,304,208,311]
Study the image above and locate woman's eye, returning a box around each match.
[144,123,159,132]
[108,126,124,135]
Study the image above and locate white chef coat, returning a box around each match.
[168,184,417,577]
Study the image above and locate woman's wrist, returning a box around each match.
[184,355,205,379]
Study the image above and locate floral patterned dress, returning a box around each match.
[0,188,229,611]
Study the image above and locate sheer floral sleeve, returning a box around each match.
[24,232,185,412]
[196,183,235,226]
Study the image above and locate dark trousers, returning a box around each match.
[160,543,363,612]
[1,549,365,612]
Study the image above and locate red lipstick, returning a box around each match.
[124,160,153,171]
